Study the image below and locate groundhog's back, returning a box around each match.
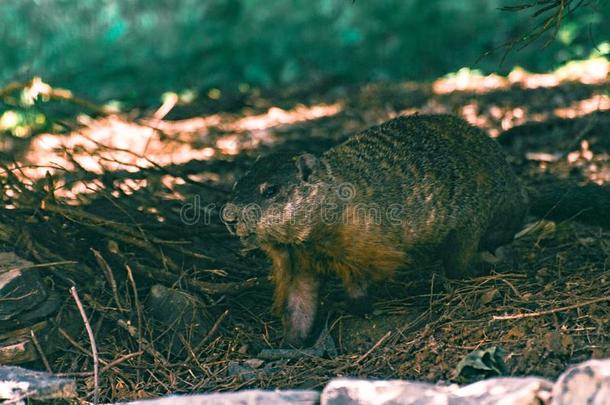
[320,114,527,257]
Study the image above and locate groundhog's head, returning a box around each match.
[225,152,330,248]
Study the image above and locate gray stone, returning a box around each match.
[321,376,552,405]
[227,359,288,381]
[322,379,452,405]
[120,390,319,405]
[452,377,552,405]
[0,366,76,402]
[147,284,211,341]
[550,358,610,405]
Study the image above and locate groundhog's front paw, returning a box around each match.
[281,312,316,348]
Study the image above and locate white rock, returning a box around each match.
[321,377,552,405]
[550,358,610,405]
[120,389,319,405]
[0,366,76,402]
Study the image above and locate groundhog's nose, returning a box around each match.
[235,222,248,237]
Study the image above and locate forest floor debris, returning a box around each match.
[0,66,609,402]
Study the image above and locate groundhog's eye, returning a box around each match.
[260,183,279,198]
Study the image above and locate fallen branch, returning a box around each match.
[492,296,610,321]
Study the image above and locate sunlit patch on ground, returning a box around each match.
[227,104,343,132]
[555,94,610,119]
[433,58,609,95]
[432,69,507,95]
[2,60,608,203]
[10,102,343,182]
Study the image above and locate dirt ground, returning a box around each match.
[0,63,609,402]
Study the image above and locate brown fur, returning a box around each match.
[228,114,529,346]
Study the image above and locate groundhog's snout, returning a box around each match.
[222,203,244,235]
[234,222,248,237]
[222,202,260,250]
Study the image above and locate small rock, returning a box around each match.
[244,358,264,369]
[147,284,211,341]
[227,360,259,381]
[227,359,287,381]
[314,325,338,357]
[322,379,455,405]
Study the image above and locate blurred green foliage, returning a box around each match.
[0,0,608,104]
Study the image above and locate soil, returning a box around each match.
[0,68,609,402]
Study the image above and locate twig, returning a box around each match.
[257,347,325,361]
[498,278,525,301]
[70,286,99,405]
[42,203,180,271]
[125,264,143,381]
[9,260,78,272]
[334,330,393,374]
[116,318,168,364]
[193,309,229,352]
[82,133,228,193]
[83,292,169,366]
[55,351,144,378]
[30,330,53,373]
[57,327,107,365]
[144,93,179,158]
[493,296,610,320]
[354,330,392,365]
[494,0,589,62]
[92,249,124,311]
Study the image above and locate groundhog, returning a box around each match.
[226,114,530,346]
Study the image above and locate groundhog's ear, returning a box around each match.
[295,153,318,182]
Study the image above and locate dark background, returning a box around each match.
[2,0,608,104]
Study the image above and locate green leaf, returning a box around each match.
[454,346,508,383]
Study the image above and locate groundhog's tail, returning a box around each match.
[527,181,610,229]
